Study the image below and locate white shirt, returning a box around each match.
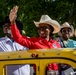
[0,36,30,75]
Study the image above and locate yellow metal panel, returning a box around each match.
[0,48,76,75]
[40,59,76,75]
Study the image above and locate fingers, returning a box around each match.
[10,6,18,14]
[14,5,18,13]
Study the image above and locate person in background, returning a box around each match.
[9,6,61,75]
[57,22,76,48]
[56,22,76,75]
[0,16,30,75]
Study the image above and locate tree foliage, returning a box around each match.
[0,0,76,37]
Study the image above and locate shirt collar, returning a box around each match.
[4,36,14,42]
[39,37,53,42]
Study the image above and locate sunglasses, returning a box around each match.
[38,26,50,30]
[62,29,72,33]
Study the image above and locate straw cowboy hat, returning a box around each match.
[34,15,60,34]
[58,22,74,37]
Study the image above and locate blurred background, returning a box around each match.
[0,0,76,39]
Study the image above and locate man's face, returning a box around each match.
[38,23,52,38]
[3,23,12,37]
[61,27,72,40]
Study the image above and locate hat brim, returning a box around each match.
[34,20,60,34]
[61,26,71,29]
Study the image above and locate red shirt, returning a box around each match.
[11,24,61,49]
[11,24,61,70]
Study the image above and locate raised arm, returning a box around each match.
[9,6,32,49]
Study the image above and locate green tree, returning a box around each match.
[0,0,76,38]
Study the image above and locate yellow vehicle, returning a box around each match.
[0,48,76,75]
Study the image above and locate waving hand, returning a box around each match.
[9,5,18,24]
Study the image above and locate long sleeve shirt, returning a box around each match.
[0,36,30,75]
[11,24,61,49]
[56,37,76,48]
[0,36,29,51]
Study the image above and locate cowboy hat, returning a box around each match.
[33,15,60,34]
[58,22,74,37]
[0,16,25,34]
